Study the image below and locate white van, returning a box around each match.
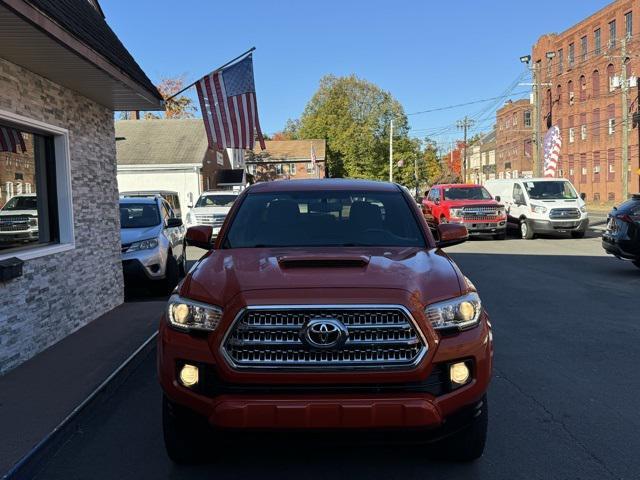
[484,178,589,239]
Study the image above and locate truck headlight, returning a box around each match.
[497,207,506,217]
[167,294,223,332]
[127,238,158,252]
[29,217,38,227]
[580,205,587,213]
[530,204,547,214]
[425,292,482,331]
[449,208,464,218]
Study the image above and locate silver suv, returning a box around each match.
[120,196,186,293]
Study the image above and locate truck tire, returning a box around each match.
[633,259,640,270]
[432,395,488,462]
[570,230,586,239]
[163,253,180,295]
[162,395,209,464]
[520,219,535,240]
[179,241,188,277]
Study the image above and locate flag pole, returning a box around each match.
[164,47,256,102]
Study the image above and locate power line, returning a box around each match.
[407,91,530,116]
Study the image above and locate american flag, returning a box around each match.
[195,55,265,151]
[543,126,562,177]
[0,126,26,153]
[310,143,317,165]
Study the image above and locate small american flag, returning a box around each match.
[196,55,265,151]
[310,143,317,165]
[0,126,26,153]
[543,126,562,177]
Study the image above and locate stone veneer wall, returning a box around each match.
[0,57,124,374]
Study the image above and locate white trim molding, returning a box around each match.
[0,108,75,262]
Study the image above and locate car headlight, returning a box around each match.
[127,238,159,252]
[580,205,587,213]
[497,207,506,217]
[167,294,223,332]
[530,204,547,214]
[425,292,482,331]
[29,217,38,227]
[449,208,464,218]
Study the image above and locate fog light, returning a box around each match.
[450,362,470,385]
[179,364,199,387]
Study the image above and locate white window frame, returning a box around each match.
[289,163,296,176]
[0,108,74,262]
[275,163,284,175]
[608,118,616,134]
[581,124,587,140]
[569,127,575,143]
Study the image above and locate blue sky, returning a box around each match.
[103,0,609,149]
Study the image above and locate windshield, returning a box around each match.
[119,203,160,229]
[2,196,37,211]
[223,191,425,248]
[196,194,238,208]
[443,187,492,201]
[524,181,577,200]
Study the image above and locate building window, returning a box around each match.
[275,163,284,175]
[524,110,532,127]
[247,163,256,175]
[307,162,315,173]
[289,163,297,176]
[579,75,587,101]
[608,192,616,201]
[568,80,574,105]
[569,127,575,143]
[626,11,633,38]
[593,151,601,183]
[581,36,588,62]
[568,43,575,67]
[556,84,563,106]
[594,192,600,201]
[608,118,616,135]
[580,154,587,182]
[558,48,564,73]
[607,64,616,92]
[216,151,224,166]
[595,28,602,55]
[592,70,600,97]
[568,155,575,178]
[581,124,587,140]
[608,103,616,135]
[608,149,615,181]
[609,20,617,48]
[0,118,68,257]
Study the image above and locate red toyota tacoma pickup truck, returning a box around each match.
[158,179,493,463]
[422,184,507,239]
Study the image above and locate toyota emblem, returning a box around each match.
[301,318,348,349]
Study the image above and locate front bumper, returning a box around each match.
[0,230,38,243]
[462,220,507,235]
[158,305,493,430]
[121,246,166,280]
[530,217,589,234]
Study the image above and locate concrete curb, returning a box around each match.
[2,332,158,480]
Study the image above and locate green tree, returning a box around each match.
[296,75,410,179]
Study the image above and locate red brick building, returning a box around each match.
[0,133,35,208]
[532,0,640,203]
[247,139,326,182]
[495,99,533,179]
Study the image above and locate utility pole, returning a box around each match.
[532,61,542,177]
[457,117,474,182]
[389,119,394,183]
[621,37,630,200]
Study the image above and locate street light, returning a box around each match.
[520,55,532,64]
[545,51,556,60]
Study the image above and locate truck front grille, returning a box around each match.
[460,206,503,222]
[194,214,225,227]
[0,216,31,232]
[222,306,428,371]
[549,208,581,220]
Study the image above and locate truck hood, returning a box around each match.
[120,225,162,245]
[185,247,463,307]
[0,209,37,217]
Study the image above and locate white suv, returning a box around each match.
[0,193,39,246]
[185,191,239,239]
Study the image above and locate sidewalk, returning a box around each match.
[0,298,165,476]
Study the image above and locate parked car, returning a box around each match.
[422,184,507,239]
[484,178,589,239]
[120,190,182,219]
[184,190,239,239]
[0,193,38,246]
[602,193,640,269]
[159,179,493,464]
[120,196,186,293]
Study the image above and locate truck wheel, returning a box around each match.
[162,395,209,464]
[520,220,535,240]
[432,396,488,462]
[571,230,586,239]
[179,241,188,277]
[633,259,640,270]
[163,254,180,294]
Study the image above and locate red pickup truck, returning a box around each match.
[159,179,493,464]
[422,184,507,240]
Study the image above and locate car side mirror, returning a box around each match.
[188,204,193,209]
[495,195,501,202]
[580,192,586,201]
[166,218,183,228]
[436,224,468,249]
[424,190,430,198]
[434,198,440,205]
[185,225,214,250]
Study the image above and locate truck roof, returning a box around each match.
[248,179,400,193]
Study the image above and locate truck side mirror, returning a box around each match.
[580,192,586,201]
[185,226,214,250]
[495,195,501,202]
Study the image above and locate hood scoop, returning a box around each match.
[277,254,370,269]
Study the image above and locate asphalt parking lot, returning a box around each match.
[34,230,640,480]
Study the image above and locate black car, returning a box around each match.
[602,194,640,269]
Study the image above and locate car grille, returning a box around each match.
[0,216,30,232]
[549,208,580,220]
[194,214,226,227]
[460,206,503,221]
[222,306,427,371]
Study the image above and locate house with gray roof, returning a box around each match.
[116,119,235,211]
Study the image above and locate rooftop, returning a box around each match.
[116,120,208,166]
[251,139,326,161]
